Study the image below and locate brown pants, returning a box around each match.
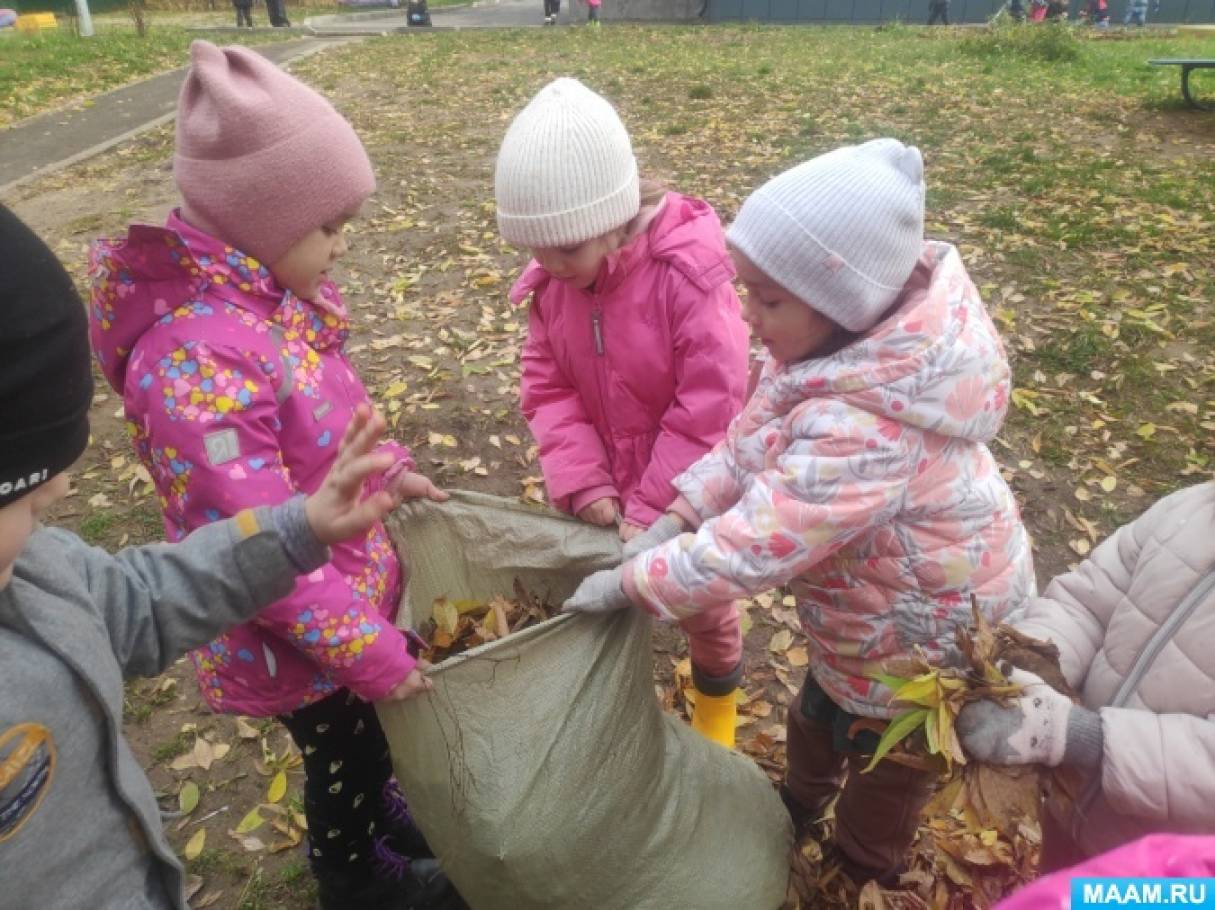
[786,679,938,878]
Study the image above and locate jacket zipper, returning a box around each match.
[1071,565,1215,833]
[591,307,604,356]
[1109,567,1215,708]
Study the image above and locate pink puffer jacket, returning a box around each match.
[1016,482,1215,857]
[625,242,1036,718]
[512,192,750,529]
[89,212,418,716]
[996,835,1215,909]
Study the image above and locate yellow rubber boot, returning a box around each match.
[691,687,738,749]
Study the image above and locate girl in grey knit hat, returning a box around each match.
[565,138,1034,886]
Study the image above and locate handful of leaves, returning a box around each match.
[787,599,1072,909]
[421,579,559,661]
[865,599,1072,907]
[866,597,1074,774]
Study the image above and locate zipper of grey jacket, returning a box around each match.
[1071,566,1215,835]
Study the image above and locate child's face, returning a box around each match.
[732,249,838,363]
[0,473,70,590]
[269,212,357,301]
[531,230,624,291]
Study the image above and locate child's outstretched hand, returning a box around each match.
[578,497,620,528]
[381,659,435,702]
[390,470,450,504]
[304,404,398,545]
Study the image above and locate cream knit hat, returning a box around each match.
[495,78,640,248]
[727,138,926,333]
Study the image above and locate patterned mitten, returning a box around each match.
[957,669,1089,767]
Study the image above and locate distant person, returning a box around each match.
[233,0,254,27]
[543,0,560,24]
[585,0,602,25]
[927,0,950,23]
[1124,0,1148,24]
[266,0,291,26]
[1045,0,1066,19]
[1084,0,1110,25]
[1008,0,1027,21]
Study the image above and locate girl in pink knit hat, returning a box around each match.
[495,77,751,748]
[89,41,461,910]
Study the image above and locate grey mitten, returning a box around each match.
[957,669,1101,768]
[622,513,685,561]
[561,566,631,614]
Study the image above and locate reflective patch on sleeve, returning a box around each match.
[234,509,261,539]
[0,723,57,844]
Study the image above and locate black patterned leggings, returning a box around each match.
[277,689,416,888]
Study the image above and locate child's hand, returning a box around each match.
[380,660,435,702]
[578,497,620,527]
[619,521,645,542]
[391,470,450,504]
[304,404,397,545]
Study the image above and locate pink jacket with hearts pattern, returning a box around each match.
[88,211,418,716]
[625,242,1036,718]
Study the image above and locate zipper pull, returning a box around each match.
[592,309,604,356]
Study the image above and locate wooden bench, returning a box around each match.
[1149,58,1215,111]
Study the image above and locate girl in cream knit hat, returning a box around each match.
[566,138,1035,886]
[497,77,751,748]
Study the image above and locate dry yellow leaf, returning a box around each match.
[768,629,794,652]
[183,828,206,861]
[235,807,264,835]
[267,771,287,804]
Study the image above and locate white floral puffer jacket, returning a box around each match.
[626,242,1036,718]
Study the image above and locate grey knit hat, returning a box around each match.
[495,78,640,248]
[727,138,926,333]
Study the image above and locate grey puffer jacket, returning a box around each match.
[1017,482,1215,857]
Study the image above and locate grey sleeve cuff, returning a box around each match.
[261,496,330,574]
[1063,705,1104,769]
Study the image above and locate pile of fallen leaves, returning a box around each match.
[785,600,1075,910]
[421,580,559,661]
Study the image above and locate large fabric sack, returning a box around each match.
[378,491,791,909]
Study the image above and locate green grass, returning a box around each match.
[0,17,295,127]
[287,22,1214,538]
[151,729,194,764]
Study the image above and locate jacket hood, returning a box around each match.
[764,241,1010,444]
[509,192,734,305]
[90,210,347,392]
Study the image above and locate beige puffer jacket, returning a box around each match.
[1017,482,1215,857]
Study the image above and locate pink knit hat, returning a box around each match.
[173,41,375,266]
